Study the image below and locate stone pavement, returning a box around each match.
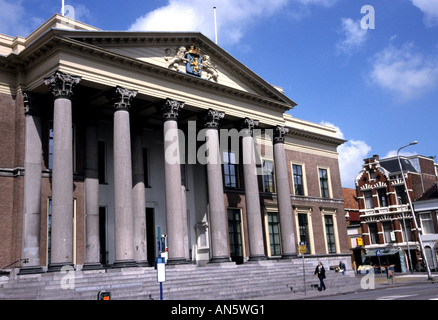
[247,272,438,300]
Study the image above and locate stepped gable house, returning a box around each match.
[0,14,349,274]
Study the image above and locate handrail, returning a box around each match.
[0,258,28,271]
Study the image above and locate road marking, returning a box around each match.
[377,294,418,300]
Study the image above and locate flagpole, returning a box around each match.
[62,0,65,16]
[213,6,218,44]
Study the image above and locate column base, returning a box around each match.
[281,254,298,260]
[112,260,138,269]
[166,258,188,265]
[209,256,231,263]
[248,255,267,261]
[136,260,151,267]
[47,263,74,273]
[82,263,104,271]
[18,266,45,275]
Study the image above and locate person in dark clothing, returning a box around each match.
[314,261,326,291]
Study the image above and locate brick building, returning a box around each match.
[0,15,350,276]
[355,154,438,272]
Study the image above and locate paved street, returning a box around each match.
[308,280,438,300]
[301,273,438,300]
[251,273,438,301]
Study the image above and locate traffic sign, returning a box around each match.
[299,241,306,253]
[376,249,381,256]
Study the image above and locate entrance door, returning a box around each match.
[228,208,243,264]
[146,208,155,266]
[99,207,108,266]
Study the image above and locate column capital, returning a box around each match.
[273,126,289,144]
[113,86,137,111]
[162,98,184,121]
[204,108,225,129]
[44,70,81,99]
[241,117,259,136]
[23,92,37,116]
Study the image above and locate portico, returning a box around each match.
[1,14,310,274]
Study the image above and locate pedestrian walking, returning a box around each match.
[314,261,326,291]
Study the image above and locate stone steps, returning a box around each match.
[0,260,361,300]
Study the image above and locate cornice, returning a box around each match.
[286,127,346,147]
[15,31,293,115]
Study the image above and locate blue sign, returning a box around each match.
[376,249,381,256]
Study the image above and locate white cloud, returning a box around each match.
[321,121,372,188]
[383,149,418,158]
[369,42,438,102]
[410,0,438,27]
[0,0,42,37]
[336,18,368,54]
[129,0,336,45]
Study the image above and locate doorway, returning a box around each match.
[146,208,155,266]
[99,206,108,266]
[228,208,244,264]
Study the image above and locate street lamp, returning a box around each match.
[397,141,433,280]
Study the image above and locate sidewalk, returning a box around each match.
[247,272,437,300]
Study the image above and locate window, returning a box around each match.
[228,209,243,261]
[292,164,304,196]
[98,141,107,184]
[364,190,374,209]
[267,212,281,256]
[298,213,310,254]
[223,151,239,188]
[369,223,380,244]
[324,215,336,253]
[401,219,413,242]
[319,168,330,198]
[395,186,407,204]
[262,160,275,193]
[420,213,434,234]
[382,221,394,243]
[377,188,388,207]
[143,147,150,188]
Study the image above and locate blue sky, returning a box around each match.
[1,0,437,188]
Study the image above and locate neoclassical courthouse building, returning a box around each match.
[0,15,350,274]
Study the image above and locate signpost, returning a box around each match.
[376,249,382,276]
[157,226,166,300]
[299,242,307,295]
[157,257,166,300]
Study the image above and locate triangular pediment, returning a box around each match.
[59,30,296,110]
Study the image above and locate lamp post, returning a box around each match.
[397,141,433,280]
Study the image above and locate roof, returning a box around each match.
[379,157,417,174]
[416,183,438,201]
[342,188,359,209]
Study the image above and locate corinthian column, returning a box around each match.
[241,118,266,261]
[113,86,137,268]
[162,98,186,264]
[20,92,43,274]
[83,119,101,270]
[204,109,229,263]
[44,71,81,271]
[273,126,297,258]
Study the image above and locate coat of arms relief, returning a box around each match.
[164,45,219,83]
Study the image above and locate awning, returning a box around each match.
[365,249,400,257]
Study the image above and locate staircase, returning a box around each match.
[0,259,361,300]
